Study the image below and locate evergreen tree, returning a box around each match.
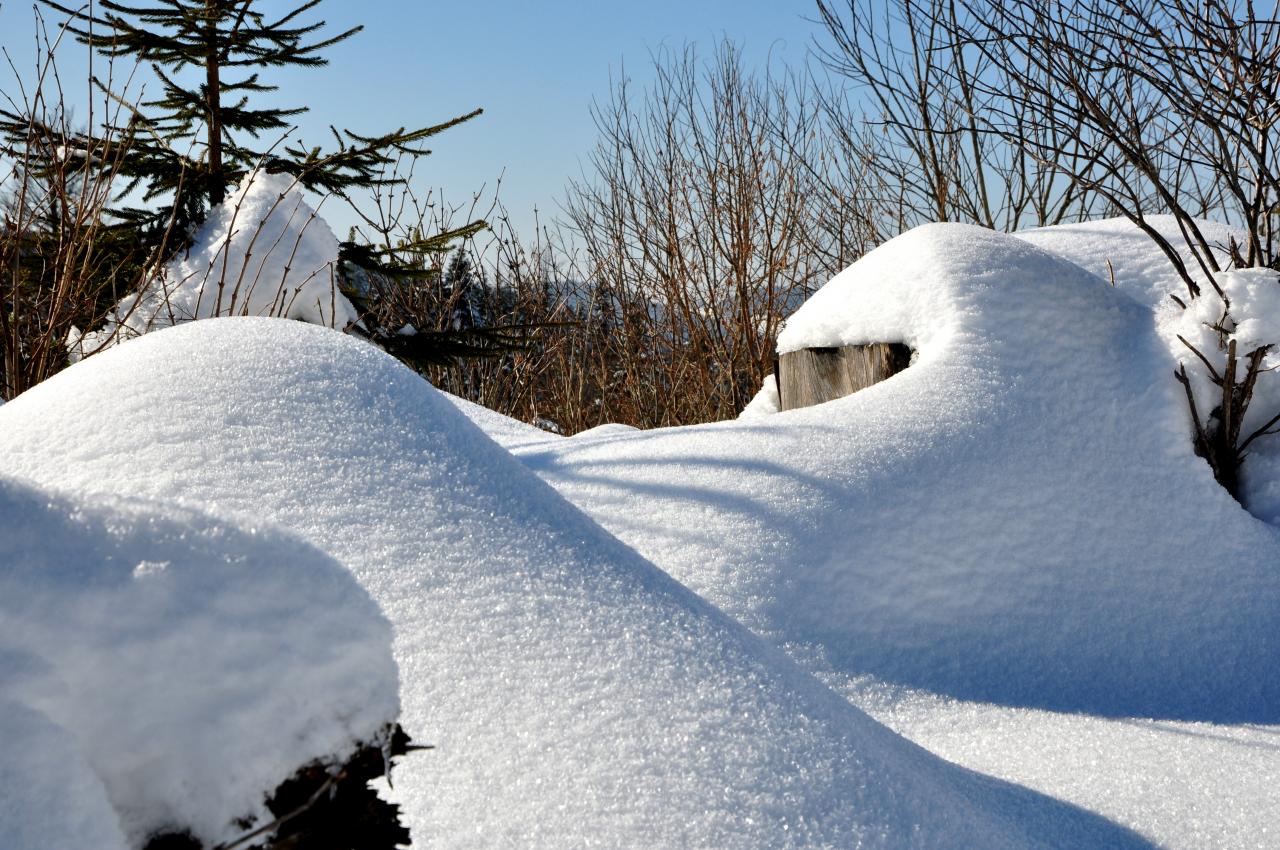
[0,0,543,372]
[338,243,539,373]
[8,0,482,252]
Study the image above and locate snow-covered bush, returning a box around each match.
[71,170,357,360]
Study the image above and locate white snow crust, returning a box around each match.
[573,422,641,437]
[72,170,356,358]
[457,222,1280,848]
[0,474,397,846]
[738,372,780,419]
[0,318,1152,849]
[849,682,1280,850]
[1016,215,1238,311]
[9,211,1280,848]
[520,223,1280,721]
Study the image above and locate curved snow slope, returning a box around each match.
[0,475,396,846]
[488,224,1280,723]
[0,319,1150,849]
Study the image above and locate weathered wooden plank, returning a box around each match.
[777,342,911,412]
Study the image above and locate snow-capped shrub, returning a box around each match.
[71,170,357,360]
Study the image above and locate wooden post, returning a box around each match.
[777,343,911,412]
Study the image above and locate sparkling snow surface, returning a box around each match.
[0,319,1151,849]
[739,373,780,419]
[460,222,1280,848]
[6,215,1278,848]
[514,223,1280,722]
[0,475,397,846]
[1016,216,1239,311]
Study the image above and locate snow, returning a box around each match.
[738,372,780,419]
[0,318,1153,849]
[1019,218,1280,526]
[573,422,641,437]
[444,390,561,450]
[456,222,1280,847]
[0,698,128,850]
[8,207,1280,847]
[71,170,356,358]
[0,474,397,847]
[848,683,1280,850]
[516,223,1280,721]
[1016,215,1238,311]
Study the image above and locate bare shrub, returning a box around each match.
[0,10,174,399]
[356,201,583,430]
[364,43,881,434]
[814,0,1108,232]
[560,42,873,426]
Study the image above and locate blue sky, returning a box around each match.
[0,0,823,238]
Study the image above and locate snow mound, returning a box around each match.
[73,170,355,357]
[573,422,640,437]
[443,390,560,449]
[0,698,128,850]
[0,474,397,846]
[493,223,1280,723]
[1020,218,1280,526]
[0,318,1151,849]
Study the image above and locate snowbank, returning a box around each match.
[1016,215,1238,311]
[573,422,641,437]
[440,220,1280,846]
[72,170,356,357]
[0,475,397,846]
[484,223,1280,723]
[850,680,1280,850]
[0,318,1150,849]
[443,391,560,450]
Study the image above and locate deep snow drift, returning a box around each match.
[8,213,1277,848]
[476,223,1280,723]
[446,219,1280,848]
[0,318,1150,849]
[72,170,356,358]
[1016,216,1239,311]
[0,475,397,846]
